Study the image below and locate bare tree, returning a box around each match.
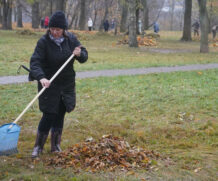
[79,0,86,30]
[181,0,192,41]
[68,1,80,29]
[2,0,13,30]
[92,0,99,29]
[53,0,66,12]
[198,0,209,53]
[169,0,175,31]
[147,0,165,29]
[120,0,128,32]
[99,0,113,31]
[207,0,218,31]
[0,5,2,24]
[142,0,149,30]
[49,0,53,15]
[136,5,140,35]
[17,0,23,27]
[128,0,138,47]
[32,0,40,29]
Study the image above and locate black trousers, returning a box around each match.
[38,98,66,133]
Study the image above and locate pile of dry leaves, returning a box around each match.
[212,38,218,47]
[46,135,160,172]
[117,35,158,47]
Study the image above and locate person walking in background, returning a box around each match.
[212,25,218,39]
[40,17,44,29]
[153,22,159,33]
[88,18,93,31]
[192,20,200,37]
[44,16,49,29]
[110,19,115,30]
[103,19,109,32]
[30,11,88,158]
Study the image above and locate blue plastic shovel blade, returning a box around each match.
[0,123,21,156]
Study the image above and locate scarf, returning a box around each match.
[49,33,65,47]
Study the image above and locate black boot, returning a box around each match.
[31,131,48,158]
[51,128,62,153]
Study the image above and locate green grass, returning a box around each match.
[0,69,217,180]
[0,30,218,76]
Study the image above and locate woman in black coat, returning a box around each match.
[30,11,88,158]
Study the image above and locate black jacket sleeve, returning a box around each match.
[30,38,46,81]
[68,32,88,64]
[76,46,88,63]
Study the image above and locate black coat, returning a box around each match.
[30,32,88,114]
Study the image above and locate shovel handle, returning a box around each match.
[9,54,75,128]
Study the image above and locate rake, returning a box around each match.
[0,54,75,156]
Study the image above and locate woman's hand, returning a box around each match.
[40,78,50,88]
[73,47,81,57]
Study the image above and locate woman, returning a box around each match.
[30,11,88,158]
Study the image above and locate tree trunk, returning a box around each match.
[181,0,192,41]
[53,0,66,12]
[142,0,149,31]
[79,0,86,30]
[198,0,209,53]
[136,8,140,35]
[93,9,98,30]
[32,1,40,29]
[17,0,23,28]
[92,0,99,30]
[128,0,138,47]
[120,1,128,32]
[50,0,53,15]
[69,2,80,29]
[74,15,79,30]
[0,7,2,24]
[2,0,12,30]
[13,5,17,22]
[170,0,175,31]
[7,3,12,29]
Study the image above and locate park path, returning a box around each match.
[0,63,217,85]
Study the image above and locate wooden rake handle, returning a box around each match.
[9,54,75,128]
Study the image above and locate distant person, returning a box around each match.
[103,19,109,32]
[110,19,115,30]
[87,17,93,31]
[44,16,49,29]
[153,22,159,33]
[40,17,44,29]
[192,21,200,37]
[212,25,218,39]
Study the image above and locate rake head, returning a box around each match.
[0,123,20,156]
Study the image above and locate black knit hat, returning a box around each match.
[49,11,68,29]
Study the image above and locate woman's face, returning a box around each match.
[50,27,64,38]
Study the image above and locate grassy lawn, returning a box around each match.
[0,30,218,76]
[0,69,217,180]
